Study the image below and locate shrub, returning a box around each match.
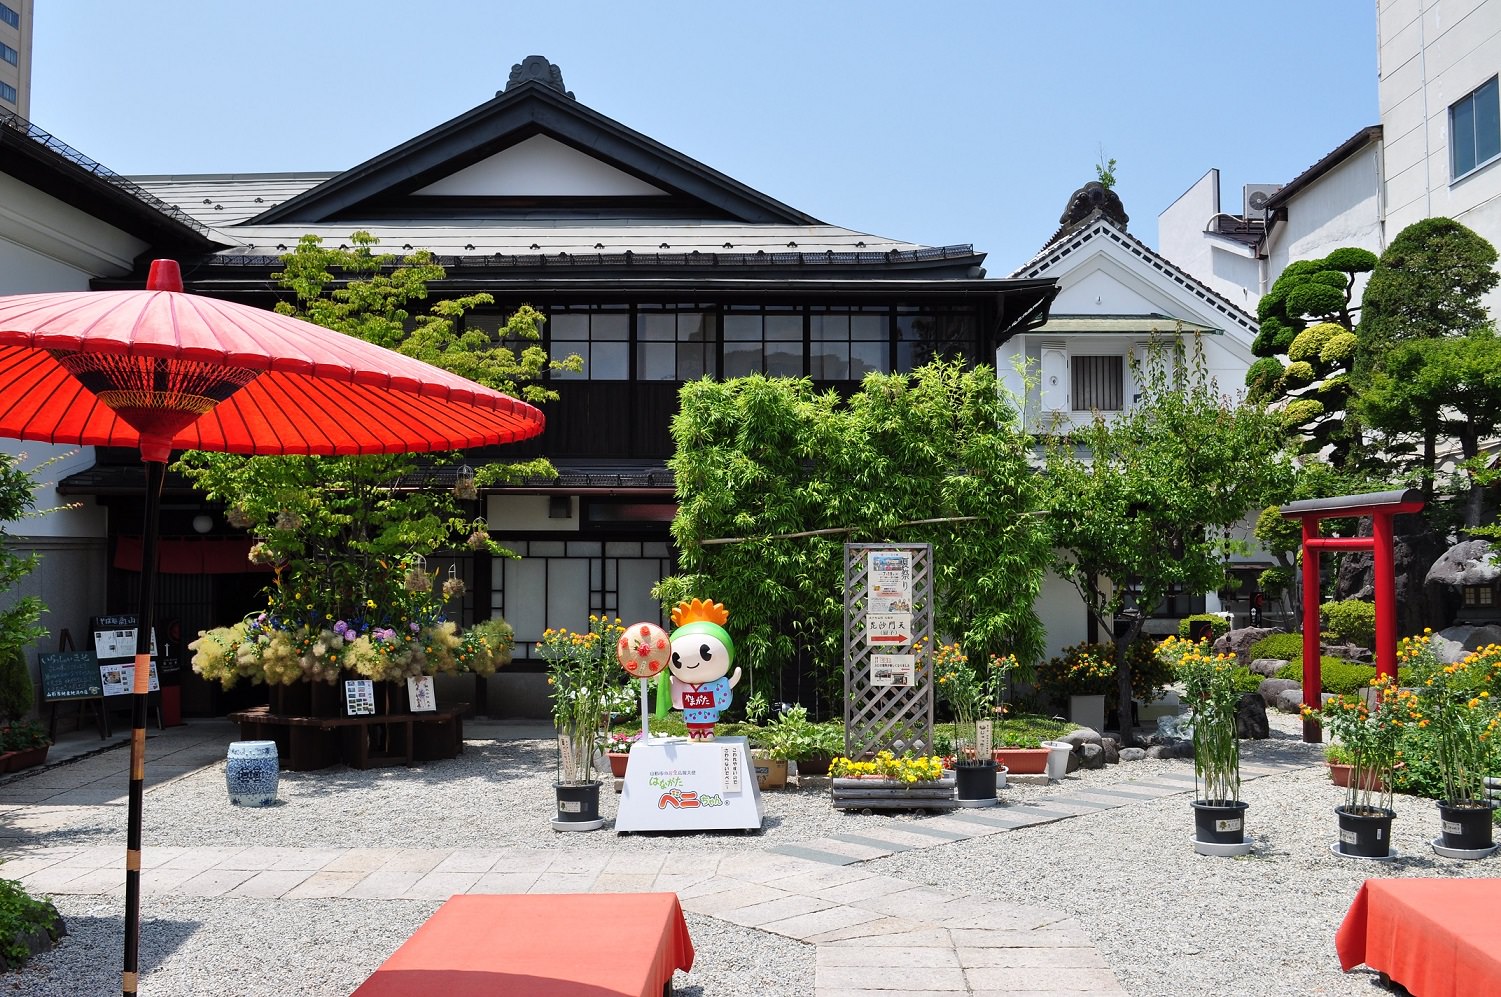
[0,647,31,724]
[1177,614,1231,640]
[1321,599,1376,647]
[1248,633,1304,662]
[1039,641,1172,714]
[0,877,63,970]
[1226,667,1265,696]
[1274,657,1376,695]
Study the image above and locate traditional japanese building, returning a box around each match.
[46,57,1058,715]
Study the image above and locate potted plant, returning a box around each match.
[931,640,1002,806]
[538,615,628,831]
[1,720,50,771]
[1411,635,1500,856]
[829,750,954,811]
[601,730,638,779]
[795,722,845,778]
[1180,647,1250,855]
[742,693,786,789]
[1323,743,1385,791]
[758,705,835,781]
[1307,674,1412,859]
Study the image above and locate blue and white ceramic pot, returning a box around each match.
[226,740,280,807]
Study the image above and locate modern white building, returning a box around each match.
[0,0,30,119]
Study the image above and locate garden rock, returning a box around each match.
[1060,728,1101,748]
[1100,738,1120,765]
[1234,692,1269,739]
[1324,642,1372,663]
[1259,678,1300,707]
[1145,740,1193,760]
[1214,626,1282,665]
[1432,624,1501,664]
[1275,688,1305,714]
[1424,539,1499,627]
[1249,658,1289,677]
[1079,742,1106,769]
[1118,747,1147,762]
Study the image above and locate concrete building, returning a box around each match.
[0,0,31,119]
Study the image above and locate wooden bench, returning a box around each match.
[353,893,695,997]
[228,704,467,771]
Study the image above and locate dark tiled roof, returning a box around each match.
[1264,126,1382,214]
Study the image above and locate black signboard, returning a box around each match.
[39,650,103,702]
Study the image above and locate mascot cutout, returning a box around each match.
[667,599,741,741]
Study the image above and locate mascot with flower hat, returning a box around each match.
[667,599,741,741]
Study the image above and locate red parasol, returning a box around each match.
[0,260,545,996]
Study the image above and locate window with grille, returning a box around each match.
[1451,76,1500,179]
[1071,355,1124,411]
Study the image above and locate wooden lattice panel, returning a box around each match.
[843,543,933,758]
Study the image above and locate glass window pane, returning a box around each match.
[724,315,761,341]
[678,342,708,379]
[723,343,759,378]
[851,314,887,340]
[553,341,586,379]
[640,313,675,341]
[503,558,546,647]
[593,314,629,340]
[591,341,629,379]
[811,341,849,379]
[766,314,802,340]
[551,313,589,339]
[851,340,886,376]
[765,343,802,376]
[1476,78,1500,165]
[1454,95,1478,176]
[638,342,676,380]
[812,314,847,341]
[679,313,712,342]
[546,560,590,631]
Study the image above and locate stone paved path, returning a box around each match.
[0,725,1311,995]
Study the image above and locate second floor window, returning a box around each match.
[0,42,16,66]
[1072,354,1124,411]
[1452,76,1500,179]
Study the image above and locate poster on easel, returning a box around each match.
[101,662,160,697]
[344,679,376,716]
[406,676,436,712]
[92,614,158,659]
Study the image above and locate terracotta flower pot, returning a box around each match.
[993,747,1050,774]
[606,751,630,778]
[1327,762,1387,792]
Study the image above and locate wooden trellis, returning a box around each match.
[843,543,933,758]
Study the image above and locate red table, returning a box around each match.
[353,893,694,997]
[1336,878,1501,997]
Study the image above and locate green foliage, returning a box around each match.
[1177,614,1231,639]
[0,719,48,751]
[666,360,1051,704]
[0,453,51,667]
[1360,217,1498,347]
[0,877,62,970]
[537,616,630,784]
[937,711,1074,748]
[177,235,571,659]
[1248,249,1372,463]
[1180,651,1243,802]
[1321,599,1376,647]
[1274,657,1376,695]
[1248,632,1304,661]
[1042,337,1292,733]
[1094,153,1118,190]
[1039,640,1170,712]
[0,647,32,724]
[757,705,843,761]
[1226,667,1266,695]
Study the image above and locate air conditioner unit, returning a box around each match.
[1243,184,1282,219]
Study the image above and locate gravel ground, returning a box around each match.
[6,713,1496,996]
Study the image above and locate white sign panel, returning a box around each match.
[100,662,159,697]
[871,653,916,688]
[406,676,436,712]
[615,736,764,833]
[866,612,912,645]
[345,679,376,716]
[975,719,993,760]
[867,550,912,613]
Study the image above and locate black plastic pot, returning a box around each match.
[554,781,602,823]
[1336,805,1396,857]
[1192,799,1248,845]
[954,760,997,802]
[1438,800,1494,851]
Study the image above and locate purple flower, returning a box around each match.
[409,621,420,633]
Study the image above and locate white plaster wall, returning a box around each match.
[1036,567,1090,663]
[1158,170,1220,290]
[417,134,668,197]
[0,173,149,280]
[486,494,580,533]
[1264,145,1386,286]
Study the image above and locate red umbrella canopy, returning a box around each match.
[0,260,544,461]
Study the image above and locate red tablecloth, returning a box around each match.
[1336,878,1501,997]
[353,893,695,997]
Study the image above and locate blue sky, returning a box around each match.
[30,1,1377,272]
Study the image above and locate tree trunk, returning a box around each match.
[1113,620,1141,747]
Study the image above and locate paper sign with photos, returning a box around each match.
[344,679,376,716]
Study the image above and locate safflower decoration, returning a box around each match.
[538,616,630,785]
[1409,632,1501,808]
[1304,674,1414,815]
[830,751,945,784]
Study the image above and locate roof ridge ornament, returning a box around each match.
[1059,180,1128,232]
[502,55,575,99]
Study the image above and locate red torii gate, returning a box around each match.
[1279,488,1425,743]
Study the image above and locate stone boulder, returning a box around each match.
[1145,740,1194,760]
[1275,687,1306,714]
[1432,624,1501,664]
[1214,627,1283,665]
[1060,728,1102,748]
[1119,746,1147,761]
[1259,677,1300,707]
[1249,658,1290,677]
[1235,692,1270,739]
[1079,742,1106,769]
[1337,513,1450,636]
[1324,642,1372,663]
[1100,738,1120,765]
